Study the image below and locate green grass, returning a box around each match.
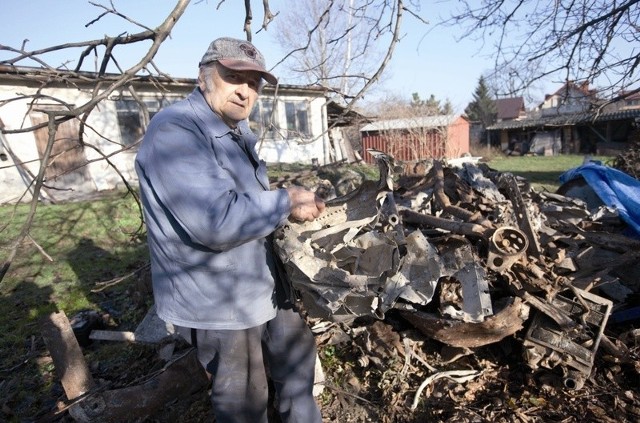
[486,154,613,191]
[0,191,151,412]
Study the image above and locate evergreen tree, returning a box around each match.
[424,94,441,115]
[441,99,453,115]
[464,76,497,128]
[411,93,453,116]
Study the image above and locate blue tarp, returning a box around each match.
[559,162,640,236]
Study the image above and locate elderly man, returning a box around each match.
[135,37,324,422]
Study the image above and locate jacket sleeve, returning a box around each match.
[137,113,291,251]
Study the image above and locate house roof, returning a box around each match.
[495,97,524,120]
[360,114,463,132]
[0,64,328,97]
[0,64,197,87]
[487,108,640,130]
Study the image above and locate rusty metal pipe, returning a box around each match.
[400,208,491,238]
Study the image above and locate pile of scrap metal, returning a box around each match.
[274,150,640,389]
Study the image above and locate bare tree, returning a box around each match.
[381,121,450,162]
[445,0,640,101]
[368,92,453,119]
[411,93,453,116]
[271,0,428,103]
[271,0,381,98]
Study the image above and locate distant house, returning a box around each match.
[538,81,596,116]
[0,65,338,203]
[487,82,640,155]
[617,90,640,110]
[359,115,470,163]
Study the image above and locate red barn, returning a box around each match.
[359,115,469,164]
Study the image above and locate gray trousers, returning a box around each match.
[176,304,322,423]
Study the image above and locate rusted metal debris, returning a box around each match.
[522,288,612,390]
[274,150,639,388]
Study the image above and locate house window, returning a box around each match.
[249,99,276,139]
[284,100,310,137]
[115,97,177,147]
[249,98,312,139]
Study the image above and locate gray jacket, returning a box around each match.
[135,88,291,330]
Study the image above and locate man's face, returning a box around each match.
[198,62,262,128]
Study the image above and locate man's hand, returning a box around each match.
[287,186,326,222]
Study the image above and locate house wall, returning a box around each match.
[255,95,329,165]
[0,82,191,203]
[540,87,592,116]
[0,85,124,203]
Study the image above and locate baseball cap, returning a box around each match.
[199,37,278,85]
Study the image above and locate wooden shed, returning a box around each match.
[359,115,470,163]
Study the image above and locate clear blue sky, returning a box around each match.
[0,0,553,111]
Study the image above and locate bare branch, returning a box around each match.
[444,0,640,97]
[244,0,253,41]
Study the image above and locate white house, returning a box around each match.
[537,81,596,116]
[0,65,334,203]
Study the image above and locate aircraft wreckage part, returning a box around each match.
[274,174,404,321]
[458,161,507,204]
[486,226,529,272]
[498,173,543,258]
[436,239,494,322]
[400,208,490,238]
[380,230,441,312]
[397,297,530,348]
[519,291,577,330]
[455,262,493,321]
[522,288,612,390]
[275,223,396,321]
[433,160,493,229]
[274,153,628,370]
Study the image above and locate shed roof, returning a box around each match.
[486,109,640,130]
[326,100,370,127]
[360,114,462,132]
